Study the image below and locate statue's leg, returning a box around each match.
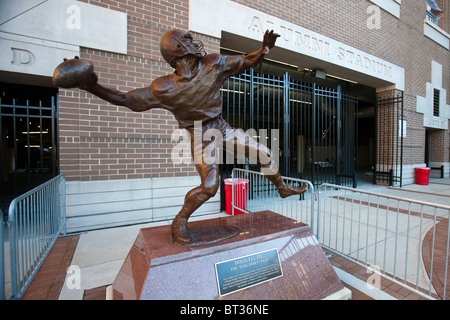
[171,130,219,245]
[227,128,307,198]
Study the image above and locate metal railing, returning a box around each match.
[426,10,440,26]
[231,168,315,231]
[7,173,66,300]
[231,169,450,300]
[317,184,449,300]
[0,212,4,300]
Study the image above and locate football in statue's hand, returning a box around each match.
[53,58,94,88]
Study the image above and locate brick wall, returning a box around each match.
[58,0,184,181]
[231,0,449,166]
[58,54,198,181]
[429,129,450,162]
[435,0,449,33]
[59,0,449,181]
[59,0,227,181]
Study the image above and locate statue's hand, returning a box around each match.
[79,72,98,90]
[262,30,280,54]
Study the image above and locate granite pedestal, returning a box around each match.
[112,211,346,300]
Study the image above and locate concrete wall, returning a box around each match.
[65,176,221,233]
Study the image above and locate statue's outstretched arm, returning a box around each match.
[221,30,280,77]
[242,30,280,69]
[81,73,160,112]
[53,57,160,112]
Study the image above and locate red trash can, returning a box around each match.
[415,167,431,185]
[224,178,248,215]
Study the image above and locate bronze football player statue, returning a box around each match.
[54,29,307,247]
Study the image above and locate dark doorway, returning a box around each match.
[0,83,58,215]
[355,90,376,185]
[425,129,430,167]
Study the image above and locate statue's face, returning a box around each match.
[177,33,206,59]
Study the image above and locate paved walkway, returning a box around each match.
[20,234,426,300]
[17,178,450,300]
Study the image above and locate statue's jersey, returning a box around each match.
[149,53,245,128]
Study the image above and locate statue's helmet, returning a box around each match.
[160,29,206,67]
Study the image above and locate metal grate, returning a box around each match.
[221,70,358,189]
[433,88,440,117]
[373,90,404,187]
[0,84,58,214]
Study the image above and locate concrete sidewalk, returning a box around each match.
[62,178,450,300]
[57,212,230,300]
[18,178,450,300]
[358,178,450,206]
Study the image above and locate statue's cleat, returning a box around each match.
[171,218,192,245]
[279,184,308,199]
[171,233,192,246]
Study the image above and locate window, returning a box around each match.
[433,88,440,117]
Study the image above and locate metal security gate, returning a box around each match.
[287,78,358,187]
[373,89,404,186]
[220,69,358,190]
[0,84,58,214]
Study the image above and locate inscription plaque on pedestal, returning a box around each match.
[215,248,283,296]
